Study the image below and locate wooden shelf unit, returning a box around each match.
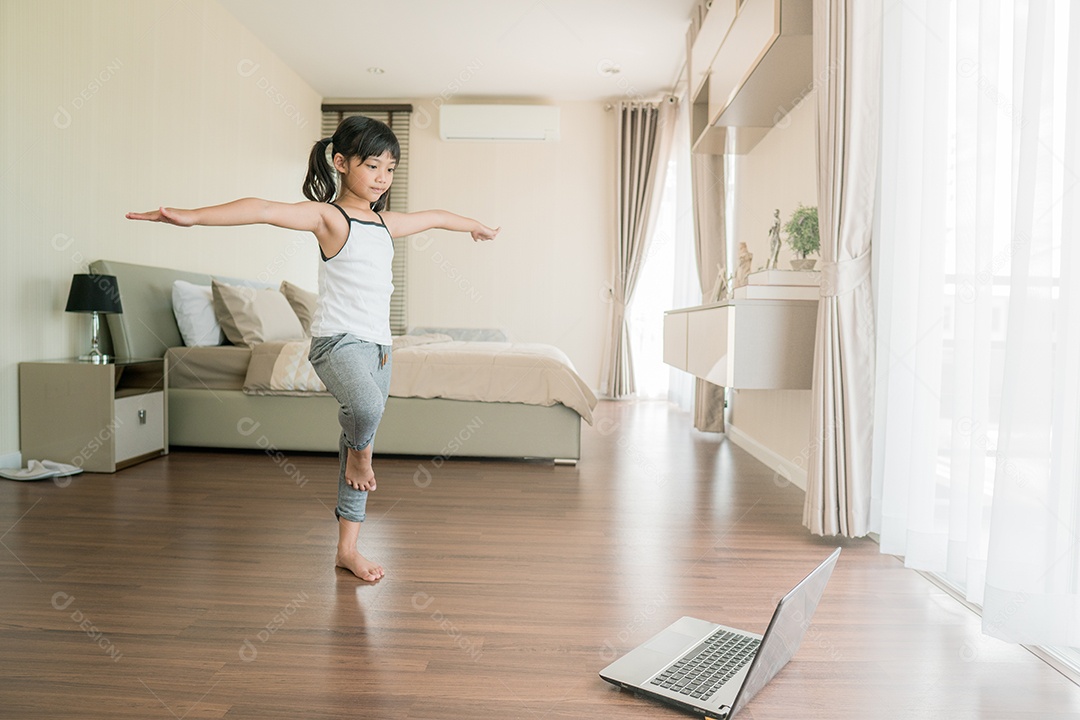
[19,358,168,473]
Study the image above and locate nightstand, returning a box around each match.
[19,358,168,473]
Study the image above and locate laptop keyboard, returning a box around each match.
[648,628,760,701]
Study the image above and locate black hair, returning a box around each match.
[302,115,401,211]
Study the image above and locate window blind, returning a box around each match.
[321,104,413,335]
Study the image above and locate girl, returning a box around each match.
[127,116,499,581]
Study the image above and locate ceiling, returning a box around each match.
[218,0,699,102]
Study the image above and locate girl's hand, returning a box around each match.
[471,224,500,242]
[125,207,195,226]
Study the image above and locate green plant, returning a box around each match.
[784,204,820,258]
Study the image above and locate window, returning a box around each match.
[874,0,1080,667]
[321,104,412,334]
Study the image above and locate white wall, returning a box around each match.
[0,0,322,456]
[404,100,615,390]
[731,93,818,270]
[726,93,818,488]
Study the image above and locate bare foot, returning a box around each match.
[346,445,376,491]
[336,547,384,582]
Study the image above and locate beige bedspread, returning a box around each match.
[243,336,597,423]
[391,340,597,423]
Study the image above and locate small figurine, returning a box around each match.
[766,208,782,270]
[734,242,753,287]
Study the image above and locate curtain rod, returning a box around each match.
[604,96,679,111]
[322,103,414,113]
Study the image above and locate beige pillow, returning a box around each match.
[211,280,305,347]
[280,281,318,336]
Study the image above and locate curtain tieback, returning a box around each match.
[820,248,871,297]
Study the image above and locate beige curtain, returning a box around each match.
[690,152,727,432]
[802,0,880,536]
[605,100,677,398]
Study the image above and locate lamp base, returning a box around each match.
[79,311,111,363]
[78,349,111,364]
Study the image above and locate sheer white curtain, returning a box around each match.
[873,0,1080,646]
[668,92,698,412]
[627,161,677,399]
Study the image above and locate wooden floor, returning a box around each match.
[2,400,1079,719]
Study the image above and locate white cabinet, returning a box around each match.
[664,299,817,389]
[688,0,738,101]
[685,304,730,380]
[662,310,689,369]
[690,0,814,154]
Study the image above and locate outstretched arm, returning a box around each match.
[127,198,331,234]
[380,210,499,242]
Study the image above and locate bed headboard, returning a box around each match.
[89,259,214,361]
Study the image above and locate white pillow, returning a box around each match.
[172,280,225,347]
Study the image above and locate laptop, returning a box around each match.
[599,548,841,719]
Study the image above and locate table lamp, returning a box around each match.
[65,273,123,363]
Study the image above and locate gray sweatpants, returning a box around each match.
[308,333,392,522]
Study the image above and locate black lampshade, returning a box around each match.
[65,273,123,314]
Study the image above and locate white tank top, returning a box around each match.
[309,204,394,344]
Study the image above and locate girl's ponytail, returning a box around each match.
[302,137,336,202]
[303,117,400,207]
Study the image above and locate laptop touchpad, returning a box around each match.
[644,630,699,656]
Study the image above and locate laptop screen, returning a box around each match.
[728,548,840,717]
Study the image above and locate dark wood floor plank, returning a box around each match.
[1,399,1078,719]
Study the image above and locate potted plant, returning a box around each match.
[784,204,819,271]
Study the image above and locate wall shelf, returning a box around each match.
[663,298,817,389]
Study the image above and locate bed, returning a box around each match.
[89,259,596,463]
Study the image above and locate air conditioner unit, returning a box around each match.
[439,104,560,141]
